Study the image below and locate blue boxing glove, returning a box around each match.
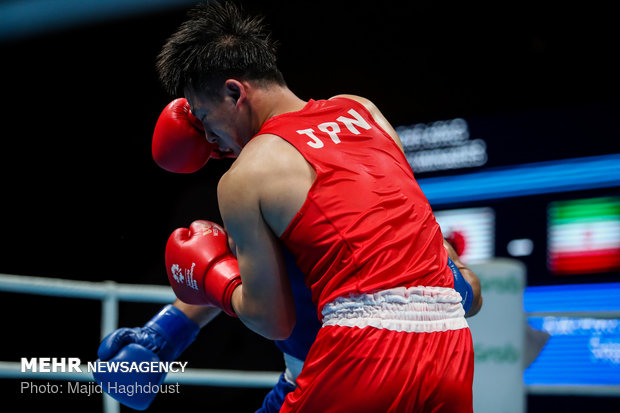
[93,304,199,410]
[447,257,474,314]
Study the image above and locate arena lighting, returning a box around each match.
[418,153,620,207]
[0,0,199,42]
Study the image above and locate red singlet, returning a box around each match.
[258,97,452,315]
[257,97,473,413]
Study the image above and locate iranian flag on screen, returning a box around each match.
[548,197,620,275]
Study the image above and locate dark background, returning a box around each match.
[1,1,619,411]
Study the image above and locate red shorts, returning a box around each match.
[280,286,474,413]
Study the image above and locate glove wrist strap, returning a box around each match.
[448,257,473,314]
[145,304,200,360]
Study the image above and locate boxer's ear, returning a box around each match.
[224,79,245,108]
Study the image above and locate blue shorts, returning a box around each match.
[255,373,296,413]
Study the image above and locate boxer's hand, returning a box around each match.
[166,220,242,317]
[93,305,199,410]
[152,98,235,174]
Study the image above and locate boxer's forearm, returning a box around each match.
[231,285,294,340]
[173,299,222,328]
[460,268,482,317]
[449,258,482,317]
[443,238,483,317]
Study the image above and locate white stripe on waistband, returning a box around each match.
[321,286,468,333]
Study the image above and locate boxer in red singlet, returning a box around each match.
[255,96,477,413]
[156,2,482,412]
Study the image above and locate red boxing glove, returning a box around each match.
[445,231,466,256]
[152,99,235,174]
[166,220,242,317]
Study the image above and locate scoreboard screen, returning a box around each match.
[434,207,495,264]
[403,99,620,287]
[400,99,620,392]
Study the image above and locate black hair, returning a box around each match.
[156,1,285,97]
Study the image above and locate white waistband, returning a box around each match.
[321,286,468,333]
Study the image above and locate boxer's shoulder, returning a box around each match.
[219,134,292,191]
[218,133,314,237]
